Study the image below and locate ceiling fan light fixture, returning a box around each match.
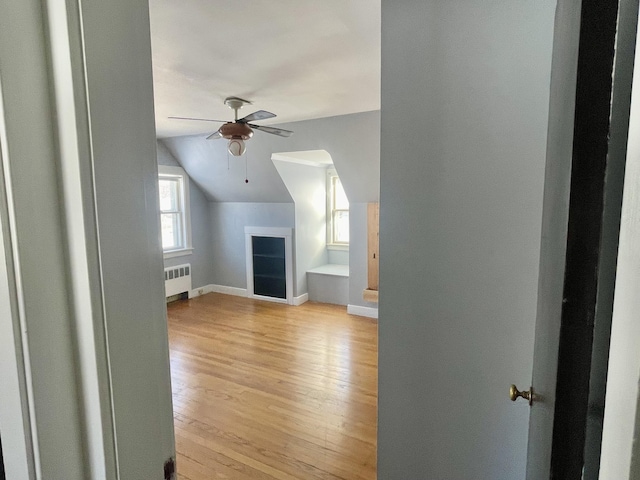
[219,122,253,140]
[169,97,293,156]
[228,137,246,156]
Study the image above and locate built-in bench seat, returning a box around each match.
[306,264,349,306]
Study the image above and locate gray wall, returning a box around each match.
[378,1,555,478]
[157,141,181,168]
[328,249,349,265]
[209,203,294,289]
[273,160,328,296]
[157,141,214,289]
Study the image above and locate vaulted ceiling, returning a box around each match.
[149,0,381,138]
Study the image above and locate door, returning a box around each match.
[379,2,558,478]
[526,0,638,478]
[379,0,637,478]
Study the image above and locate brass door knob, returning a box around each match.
[510,384,534,406]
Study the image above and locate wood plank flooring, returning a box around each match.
[166,293,378,480]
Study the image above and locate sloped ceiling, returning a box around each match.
[161,110,380,203]
[150,0,381,138]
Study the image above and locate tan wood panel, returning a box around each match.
[367,203,379,291]
[167,294,378,479]
[362,289,379,303]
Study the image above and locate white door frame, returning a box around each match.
[0,1,115,477]
[245,226,294,304]
[0,129,35,480]
[0,0,175,478]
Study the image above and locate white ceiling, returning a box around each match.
[149,0,381,138]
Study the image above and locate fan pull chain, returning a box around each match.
[226,148,230,170]
[245,151,249,183]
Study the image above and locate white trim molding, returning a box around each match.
[271,150,333,168]
[293,293,309,306]
[187,284,307,308]
[209,284,248,297]
[158,164,192,255]
[163,247,193,260]
[326,168,349,248]
[245,226,294,305]
[347,304,379,319]
[244,226,294,237]
[327,244,349,252]
[188,284,247,299]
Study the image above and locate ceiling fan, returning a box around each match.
[169,97,293,157]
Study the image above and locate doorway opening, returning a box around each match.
[158,143,379,478]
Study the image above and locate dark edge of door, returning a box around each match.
[582,0,640,477]
[0,435,5,480]
[549,0,630,478]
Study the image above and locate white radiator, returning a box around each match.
[164,264,191,297]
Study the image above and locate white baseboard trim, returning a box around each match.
[210,284,248,297]
[293,293,309,306]
[187,285,308,307]
[189,284,248,299]
[188,285,211,298]
[347,304,378,319]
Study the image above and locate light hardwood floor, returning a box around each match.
[167,293,378,480]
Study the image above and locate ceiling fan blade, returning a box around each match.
[238,110,276,123]
[248,124,293,138]
[169,116,227,123]
[206,131,222,140]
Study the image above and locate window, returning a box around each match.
[158,165,192,257]
[327,170,349,246]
